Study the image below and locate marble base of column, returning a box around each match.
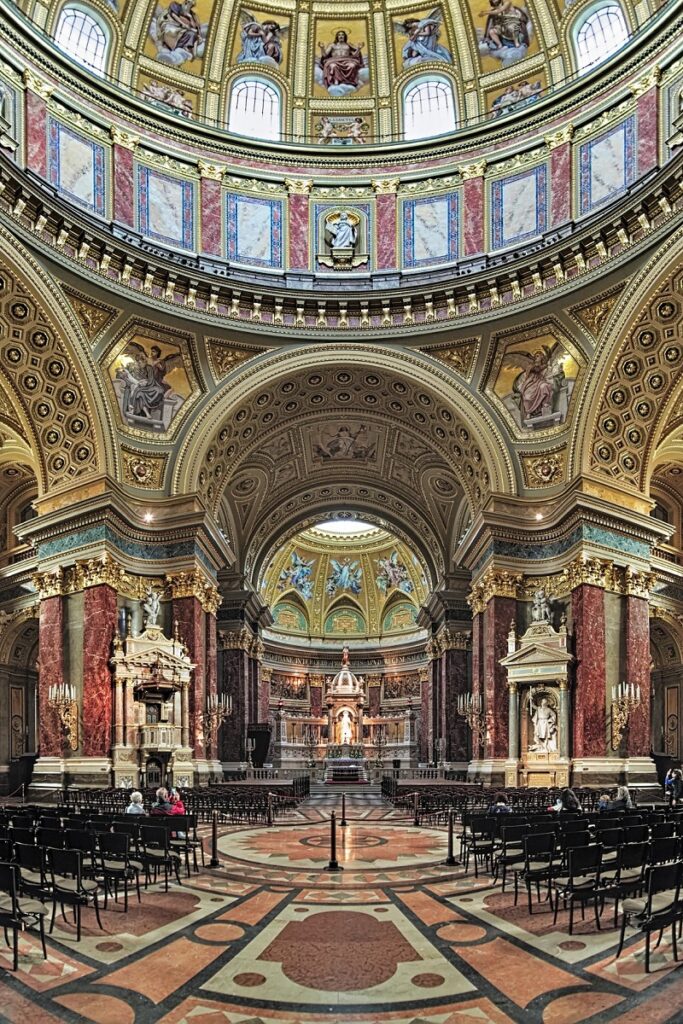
[466,758,507,787]
[505,760,521,787]
[29,756,65,797]
[111,746,140,788]
[623,756,660,800]
[571,755,659,799]
[32,755,112,794]
[192,757,222,785]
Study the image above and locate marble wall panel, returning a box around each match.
[444,648,468,763]
[471,610,484,759]
[113,144,135,226]
[402,193,458,269]
[48,119,106,216]
[483,596,515,759]
[375,192,396,270]
[226,193,283,269]
[82,585,116,757]
[220,646,249,761]
[550,142,571,227]
[490,163,547,250]
[637,89,658,176]
[137,165,195,249]
[38,596,63,757]
[288,193,309,269]
[205,613,218,759]
[173,596,206,758]
[572,584,606,757]
[25,90,48,179]
[201,177,222,255]
[578,116,636,216]
[463,177,484,256]
[625,595,651,756]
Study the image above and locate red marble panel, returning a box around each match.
[445,648,468,762]
[471,610,484,759]
[483,597,516,759]
[572,584,606,757]
[38,595,63,757]
[173,597,206,759]
[310,683,323,717]
[220,646,249,761]
[420,661,431,762]
[26,91,47,179]
[463,176,484,256]
[550,142,571,227]
[205,613,218,759]
[288,193,309,269]
[200,178,222,256]
[376,192,396,270]
[82,585,117,757]
[637,89,658,177]
[625,594,650,756]
[113,144,135,226]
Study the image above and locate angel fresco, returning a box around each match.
[141,80,193,115]
[478,0,532,68]
[376,551,414,595]
[315,30,369,97]
[326,559,363,597]
[498,339,575,430]
[237,12,287,66]
[491,78,542,116]
[148,0,208,66]
[394,9,452,68]
[111,339,187,432]
[277,551,315,600]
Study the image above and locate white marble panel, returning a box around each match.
[147,173,184,243]
[59,130,95,208]
[590,125,626,207]
[236,198,272,263]
[413,197,449,263]
[501,172,537,245]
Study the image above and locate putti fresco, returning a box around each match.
[393,8,452,67]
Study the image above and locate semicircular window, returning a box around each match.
[54,6,109,75]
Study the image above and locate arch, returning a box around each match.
[271,597,310,634]
[54,3,112,75]
[571,2,630,73]
[402,74,457,140]
[227,75,281,141]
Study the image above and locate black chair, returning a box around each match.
[0,861,48,970]
[648,837,680,865]
[96,832,142,911]
[14,843,51,903]
[47,848,103,941]
[492,823,527,892]
[598,841,648,927]
[138,825,182,892]
[65,830,98,879]
[513,832,555,913]
[552,844,603,935]
[617,862,683,972]
[462,816,495,878]
[37,827,66,849]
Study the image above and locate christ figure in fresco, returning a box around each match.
[318,31,365,90]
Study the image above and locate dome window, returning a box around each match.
[574,3,629,72]
[54,6,109,75]
[228,77,281,141]
[403,77,456,141]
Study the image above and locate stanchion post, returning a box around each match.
[267,792,273,827]
[443,807,458,866]
[413,791,420,827]
[340,792,347,827]
[324,810,343,872]
[209,808,220,868]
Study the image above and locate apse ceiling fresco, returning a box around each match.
[23,0,651,142]
[259,521,429,640]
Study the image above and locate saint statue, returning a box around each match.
[327,211,357,250]
[531,589,551,623]
[340,709,353,744]
[529,695,557,753]
[142,586,161,627]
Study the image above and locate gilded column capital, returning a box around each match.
[309,673,325,686]
[261,666,273,683]
[425,636,441,661]
[285,178,313,195]
[366,674,383,687]
[623,566,657,599]
[563,555,613,591]
[110,126,140,150]
[459,160,487,180]
[166,570,221,615]
[72,553,130,592]
[22,70,53,100]
[544,125,574,150]
[198,160,226,181]
[32,567,64,599]
[418,667,430,684]
[631,66,661,98]
[468,568,523,613]
[218,624,253,651]
[253,636,265,662]
[372,178,400,194]
[437,627,471,651]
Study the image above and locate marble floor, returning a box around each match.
[1,793,682,1023]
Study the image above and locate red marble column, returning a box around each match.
[483,597,516,759]
[26,90,48,179]
[463,176,485,256]
[550,142,571,227]
[201,177,222,256]
[38,596,63,757]
[220,646,249,761]
[419,664,432,762]
[376,192,397,270]
[82,585,117,757]
[445,648,468,763]
[173,597,206,759]
[637,89,658,177]
[205,612,218,759]
[572,585,606,757]
[471,611,484,759]
[367,685,381,716]
[113,144,135,227]
[625,594,651,755]
[288,192,309,270]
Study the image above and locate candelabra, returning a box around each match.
[245,737,256,768]
[47,683,79,751]
[303,726,318,767]
[456,693,486,750]
[373,724,388,767]
[610,680,642,749]
[203,692,233,734]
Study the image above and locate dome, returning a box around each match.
[328,647,364,694]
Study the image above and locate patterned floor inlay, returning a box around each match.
[0,793,681,1023]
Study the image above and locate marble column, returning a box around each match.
[375,188,397,270]
[112,143,135,227]
[82,584,117,757]
[25,87,48,180]
[559,680,570,759]
[572,584,606,757]
[200,174,222,256]
[550,140,572,227]
[463,167,485,256]
[38,595,63,757]
[637,87,658,177]
[310,677,324,717]
[173,596,206,758]
[205,612,218,760]
[470,610,484,759]
[625,594,651,756]
[483,597,516,759]
[287,184,311,270]
[219,638,250,761]
[444,645,468,763]
[508,683,519,761]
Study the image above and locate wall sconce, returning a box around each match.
[457,693,486,750]
[48,683,78,751]
[203,692,233,735]
[611,680,642,749]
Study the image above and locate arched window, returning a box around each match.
[228,78,281,141]
[55,5,109,75]
[574,3,629,72]
[403,78,456,141]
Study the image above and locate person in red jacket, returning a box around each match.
[169,788,185,814]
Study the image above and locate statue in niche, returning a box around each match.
[142,586,161,628]
[531,589,551,623]
[327,211,357,251]
[529,693,557,753]
[319,210,366,270]
[339,709,353,744]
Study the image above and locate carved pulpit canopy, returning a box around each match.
[111,624,194,699]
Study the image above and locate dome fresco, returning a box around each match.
[259,521,429,640]
[17,0,656,143]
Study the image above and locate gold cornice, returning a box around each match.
[285,178,313,195]
[110,126,140,150]
[22,70,53,101]
[166,570,221,615]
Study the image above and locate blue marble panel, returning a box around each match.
[226,194,283,269]
[402,193,459,269]
[137,165,195,249]
[578,116,636,215]
[490,164,547,249]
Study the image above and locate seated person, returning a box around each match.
[126,790,146,815]
[150,786,173,815]
[489,792,511,814]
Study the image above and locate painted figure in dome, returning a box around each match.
[478,0,532,67]
[491,78,542,116]
[277,551,315,600]
[326,558,363,596]
[316,30,369,96]
[237,12,286,66]
[149,0,208,66]
[396,9,452,67]
[141,80,193,115]
[376,550,414,594]
[502,341,567,425]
